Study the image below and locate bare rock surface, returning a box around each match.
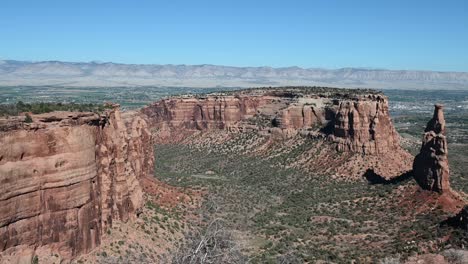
[0,107,154,261]
[413,104,450,193]
[330,94,401,154]
[142,95,267,131]
[142,88,401,153]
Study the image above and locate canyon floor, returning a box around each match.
[151,132,467,263]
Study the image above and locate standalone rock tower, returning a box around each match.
[413,104,450,193]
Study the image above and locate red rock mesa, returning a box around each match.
[142,87,412,178]
[143,88,400,154]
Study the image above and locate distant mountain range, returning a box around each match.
[1,60,467,89]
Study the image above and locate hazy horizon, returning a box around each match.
[2,59,468,89]
[3,58,468,74]
[1,0,467,72]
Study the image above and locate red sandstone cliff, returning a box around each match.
[330,95,401,154]
[273,103,325,130]
[142,89,403,155]
[0,107,154,261]
[141,88,412,179]
[142,96,271,131]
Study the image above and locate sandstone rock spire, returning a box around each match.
[413,104,450,193]
[425,104,446,134]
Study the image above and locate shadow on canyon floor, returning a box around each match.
[364,169,414,185]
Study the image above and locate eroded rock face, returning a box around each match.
[330,95,401,154]
[413,104,450,193]
[273,103,325,130]
[142,88,412,180]
[142,88,402,155]
[142,96,271,131]
[0,107,154,260]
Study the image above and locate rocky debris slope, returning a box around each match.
[413,104,450,193]
[142,87,412,179]
[0,106,154,262]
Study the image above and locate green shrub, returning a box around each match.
[24,113,33,123]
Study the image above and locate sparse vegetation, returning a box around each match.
[155,136,464,263]
[0,101,111,117]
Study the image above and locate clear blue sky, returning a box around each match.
[1,0,467,71]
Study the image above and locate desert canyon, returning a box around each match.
[0,87,467,263]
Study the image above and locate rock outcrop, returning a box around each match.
[142,87,412,179]
[142,96,271,131]
[413,104,450,193]
[0,107,154,261]
[273,103,325,130]
[330,95,401,154]
[142,88,402,155]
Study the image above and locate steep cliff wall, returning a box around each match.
[0,107,154,261]
[273,103,326,130]
[330,95,401,154]
[141,88,412,180]
[142,89,402,155]
[141,96,272,130]
[413,104,450,193]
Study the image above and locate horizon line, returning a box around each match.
[1,58,467,74]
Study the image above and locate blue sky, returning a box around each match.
[1,0,467,71]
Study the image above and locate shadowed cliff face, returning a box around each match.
[413,104,450,193]
[142,89,401,155]
[0,107,154,260]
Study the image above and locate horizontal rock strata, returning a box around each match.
[330,95,401,154]
[0,107,154,260]
[142,87,412,179]
[142,88,402,155]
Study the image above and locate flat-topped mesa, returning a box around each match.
[0,106,154,261]
[413,104,450,193]
[142,87,403,155]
